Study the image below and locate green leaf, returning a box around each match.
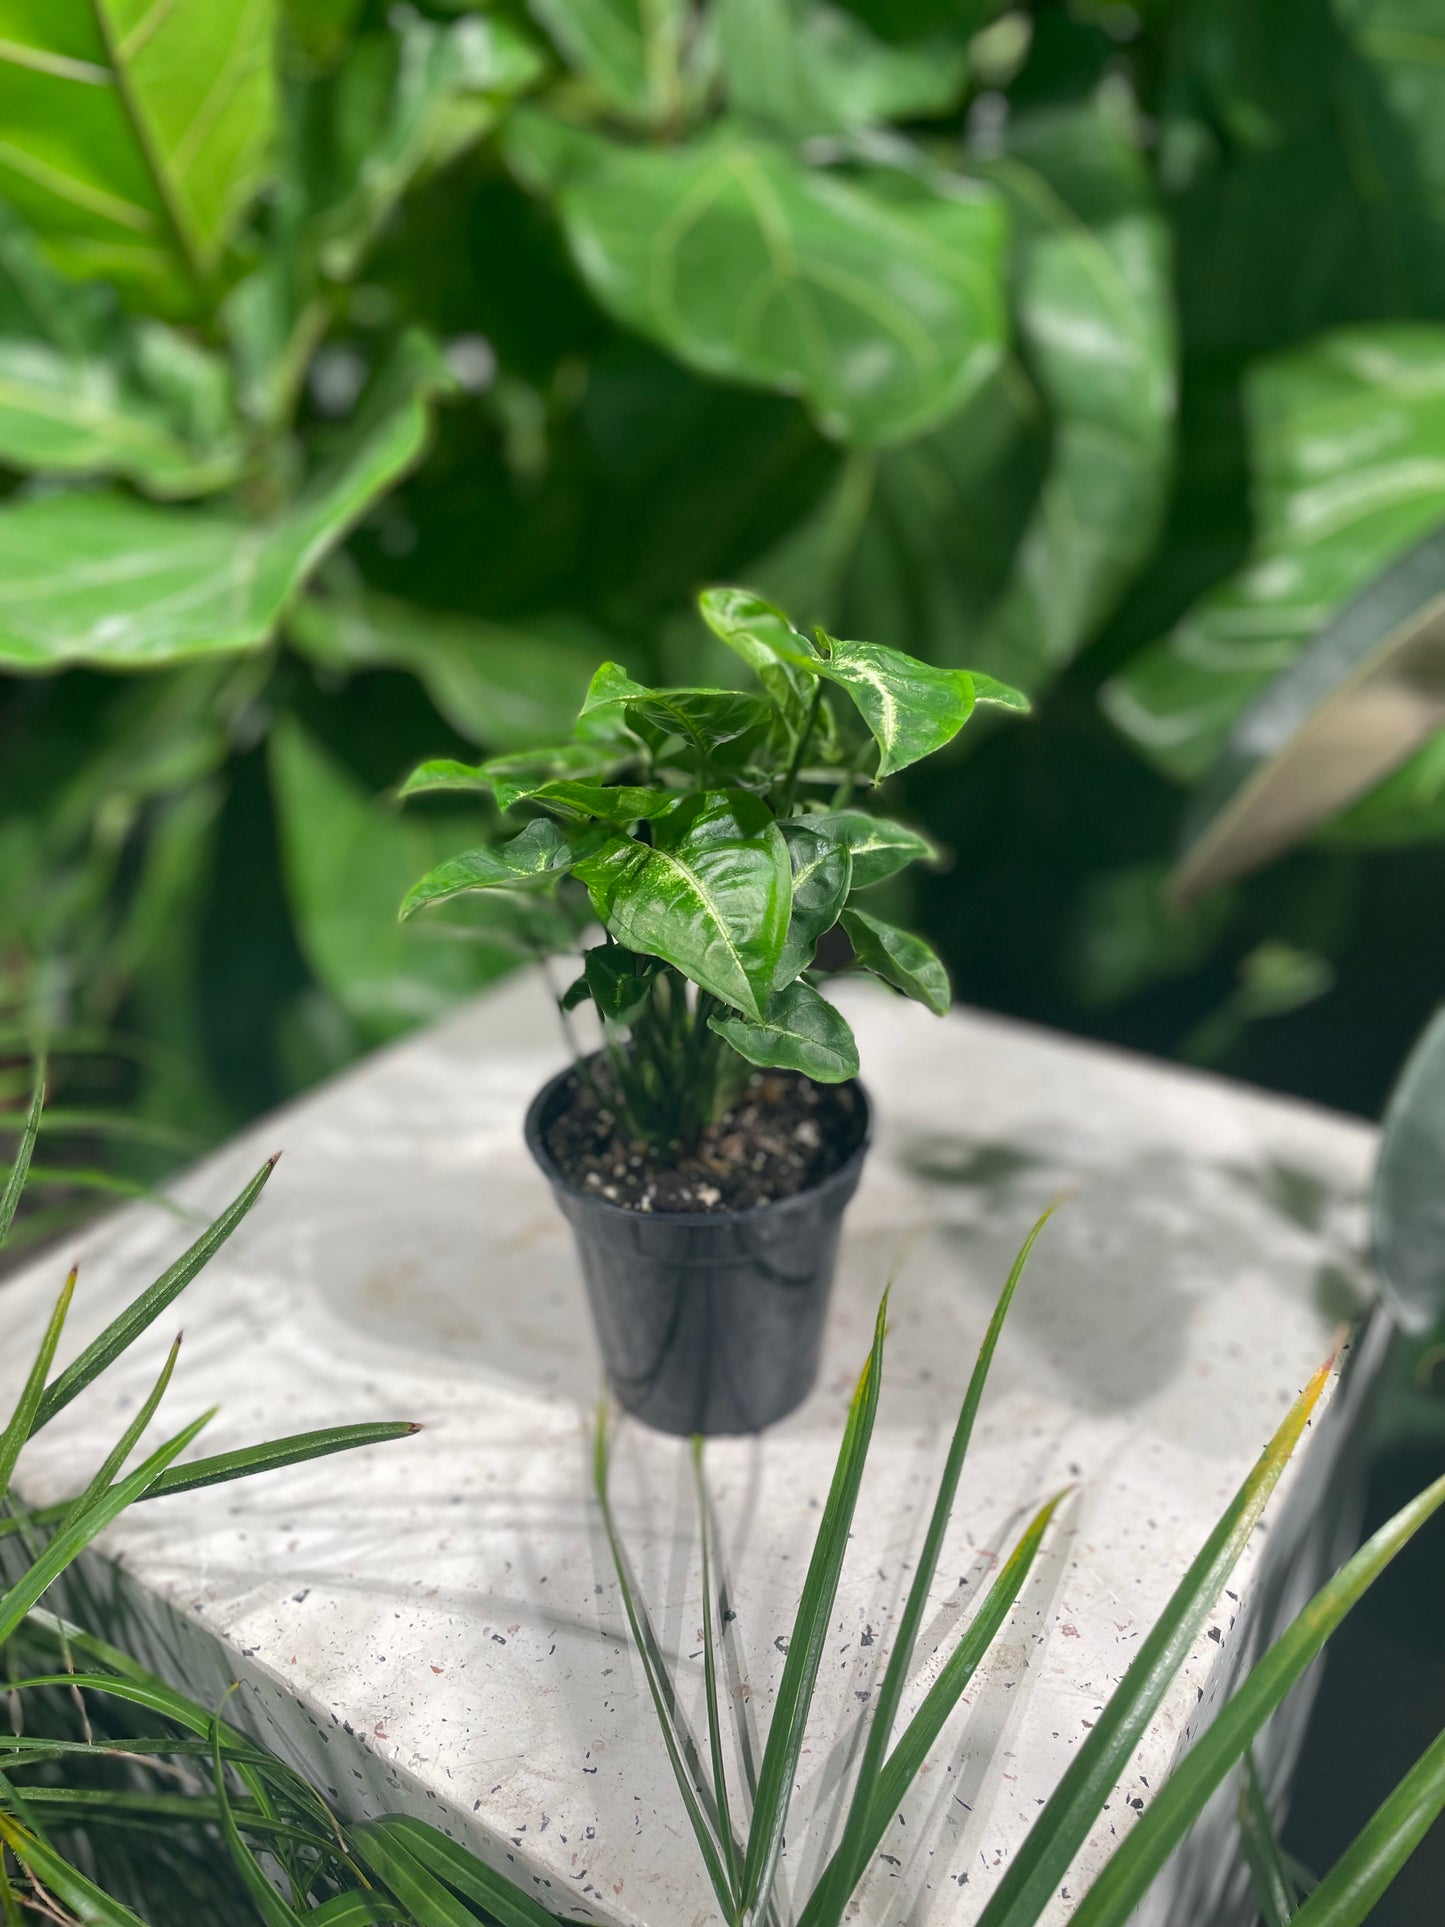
[1240,1753,1298,1927]
[803,809,938,888]
[776,822,851,986]
[272,719,530,1038]
[739,1297,888,1924]
[1170,525,1445,900]
[803,632,1019,778]
[353,1818,555,1927]
[525,0,688,127]
[54,1334,181,1538]
[289,591,596,751]
[579,659,653,717]
[509,114,1008,447]
[528,781,680,823]
[573,791,791,1021]
[691,1439,741,1897]
[0,332,456,671]
[363,1814,570,1927]
[582,945,659,1026]
[841,905,950,1014]
[0,1,278,311]
[1325,729,1445,848]
[309,1898,408,1927]
[1105,327,1445,783]
[698,586,817,735]
[627,689,770,758]
[974,1352,1338,1927]
[399,819,576,920]
[400,742,626,813]
[0,1267,75,1499]
[1372,1007,1445,1336]
[34,1157,276,1433]
[0,1059,43,1247]
[1068,1467,1445,1927]
[1287,1725,1445,1927]
[972,96,1176,692]
[718,0,969,139]
[0,209,242,496]
[710,978,859,1081]
[209,1719,303,1927]
[0,1812,147,1927]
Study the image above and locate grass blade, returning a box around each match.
[1287,1725,1445,1927]
[310,1898,410,1926]
[13,1787,334,1855]
[594,1405,737,1920]
[1069,1468,1445,1927]
[693,1436,741,1897]
[740,1293,890,1925]
[0,1165,190,1216]
[209,1717,304,1927]
[974,1351,1337,1927]
[34,1155,278,1432]
[0,1269,75,1499]
[0,1810,146,1926]
[0,1410,213,1647]
[0,1063,43,1248]
[353,1820,546,1927]
[55,1335,181,1535]
[1240,1751,1298,1927]
[803,1491,1065,1927]
[826,1209,1056,1914]
[366,1815,567,1927]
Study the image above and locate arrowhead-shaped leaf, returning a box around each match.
[573,792,791,1019]
[399,741,624,811]
[710,979,859,1081]
[805,809,938,888]
[528,782,680,822]
[842,906,950,1014]
[399,819,576,920]
[809,636,1025,779]
[776,822,851,987]
[698,587,818,735]
[583,945,661,1026]
[627,689,771,757]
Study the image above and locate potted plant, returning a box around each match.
[396,589,1026,1434]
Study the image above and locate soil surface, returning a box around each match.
[543,1066,866,1213]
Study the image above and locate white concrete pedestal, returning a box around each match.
[0,977,1383,1924]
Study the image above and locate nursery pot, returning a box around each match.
[524,1064,871,1437]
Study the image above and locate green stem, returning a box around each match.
[779,685,824,819]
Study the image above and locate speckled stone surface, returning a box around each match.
[0,975,1382,1925]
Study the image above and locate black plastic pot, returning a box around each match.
[525,1065,871,1436]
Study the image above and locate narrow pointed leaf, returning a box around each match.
[310,1898,410,1927]
[0,1061,43,1247]
[842,906,951,1015]
[56,1334,181,1536]
[209,1719,304,1927]
[34,1157,277,1432]
[693,1439,741,1895]
[0,1812,146,1927]
[710,979,859,1081]
[399,820,575,920]
[974,1352,1338,1927]
[0,1268,74,1497]
[1287,1725,1445,1927]
[1240,1753,1298,1927]
[776,824,851,986]
[804,811,939,889]
[363,1815,568,1927]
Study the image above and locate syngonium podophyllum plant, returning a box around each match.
[396,588,1027,1147]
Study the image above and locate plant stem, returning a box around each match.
[779,685,824,818]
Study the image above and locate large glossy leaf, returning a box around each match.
[0,0,278,309]
[0,332,454,671]
[710,977,859,1080]
[1372,1007,1445,1336]
[803,808,937,887]
[527,781,678,822]
[627,689,770,757]
[802,632,1025,778]
[0,209,243,496]
[288,590,595,750]
[399,819,576,920]
[572,791,791,1019]
[972,96,1176,691]
[776,821,851,986]
[508,113,1008,446]
[1105,327,1445,782]
[841,905,950,1014]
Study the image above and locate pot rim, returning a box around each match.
[524,1056,872,1227]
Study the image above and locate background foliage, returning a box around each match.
[1,0,1444,1181]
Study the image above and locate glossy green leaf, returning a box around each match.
[401,742,626,813]
[803,809,938,888]
[1287,1725,1445,1927]
[803,633,1022,778]
[718,0,968,139]
[973,97,1176,692]
[55,1335,181,1539]
[0,1812,147,1927]
[366,1813,574,1927]
[697,586,817,735]
[841,905,950,1014]
[0,1,277,310]
[526,0,689,126]
[289,591,595,750]
[740,1297,888,1924]
[1069,1467,1445,1927]
[355,1817,557,1927]
[573,792,791,1020]
[974,1352,1338,1927]
[1105,327,1445,783]
[308,1898,408,1927]
[509,114,1008,446]
[627,689,770,758]
[0,332,455,671]
[399,819,575,920]
[0,1059,43,1246]
[0,1268,75,1498]
[0,209,242,496]
[582,944,659,1026]
[776,822,851,986]
[710,978,859,1081]
[1171,525,1445,900]
[527,781,679,823]
[34,1157,276,1433]
[1372,1007,1445,1336]
[579,659,653,717]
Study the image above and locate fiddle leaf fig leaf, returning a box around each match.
[508,114,1008,446]
[1373,1007,1445,1336]
[710,978,859,1081]
[583,945,661,1027]
[776,822,851,987]
[842,905,950,1014]
[399,819,576,920]
[808,809,939,888]
[0,0,279,311]
[573,791,791,1019]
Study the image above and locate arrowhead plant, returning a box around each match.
[399,589,1026,1150]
